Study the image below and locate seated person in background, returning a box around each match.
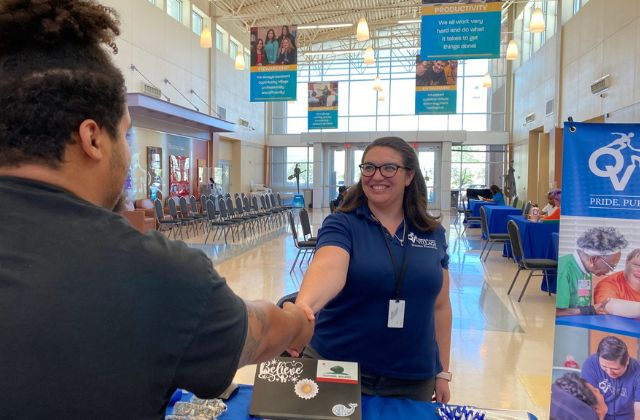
[594,249,640,318]
[0,1,314,417]
[541,190,557,215]
[582,336,640,420]
[543,189,561,220]
[556,227,627,314]
[479,185,505,205]
[551,372,607,420]
[332,185,348,209]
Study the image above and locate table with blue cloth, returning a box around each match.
[466,199,496,228]
[506,215,560,293]
[556,315,640,337]
[482,205,522,240]
[167,384,538,420]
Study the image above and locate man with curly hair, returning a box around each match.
[0,1,313,417]
[551,372,607,420]
[556,227,628,311]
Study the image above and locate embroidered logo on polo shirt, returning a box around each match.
[407,232,437,249]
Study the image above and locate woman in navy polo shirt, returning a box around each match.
[296,136,452,402]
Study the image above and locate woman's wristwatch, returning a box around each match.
[436,371,452,382]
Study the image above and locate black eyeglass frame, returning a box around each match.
[358,162,410,178]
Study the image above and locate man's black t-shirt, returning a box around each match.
[0,177,247,419]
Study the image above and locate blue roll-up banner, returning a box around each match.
[250,25,298,102]
[308,82,338,129]
[420,1,502,60]
[415,57,457,114]
[550,122,640,419]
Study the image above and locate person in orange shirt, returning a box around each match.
[595,249,640,318]
[542,189,561,220]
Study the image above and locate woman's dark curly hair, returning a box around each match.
[554,373,599,409]
[0,0,126,168]
[339,136,440,232]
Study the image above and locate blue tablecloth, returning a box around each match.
[507,215,560,293]
[167,384,537,420]
[466,199,496,228]
[556,315,640,337]
[483,205,522,240]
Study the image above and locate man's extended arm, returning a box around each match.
[238,301,314,367]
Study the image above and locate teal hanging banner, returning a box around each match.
[250,25,298,102]
[421,1,503,60]
[308,82,339,130]
[415,57,457,114]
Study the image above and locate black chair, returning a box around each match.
[461,197,481,235]
[288,211,316,273]
[479,206,510,262]
[299,208,317,242]
[506,220,557,302]
[511,196,520,209]
[177,197,197,237]
[522,201,532,218]
[154,199,179,238]
[204,199,234,244]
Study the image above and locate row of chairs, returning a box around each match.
[152,192,290,243]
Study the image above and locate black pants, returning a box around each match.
[302,346,436,402]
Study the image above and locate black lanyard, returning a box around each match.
[379,223,409,301]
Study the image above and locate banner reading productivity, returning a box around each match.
[308,82,338,129]
[415,57,457,114]
[421,1,502,60]
[250,25,298,102]
[551,122,640,419]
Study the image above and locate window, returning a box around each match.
[167,0,182,22]
[148,0,155,4]
[270,147,314,190]
[229,40,239,59]
[215,28,224,51]
[191,10,203,36]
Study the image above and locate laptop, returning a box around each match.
[249,357,362,420]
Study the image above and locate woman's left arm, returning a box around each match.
[434,268,452,403]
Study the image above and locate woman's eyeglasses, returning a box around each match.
[359,163,408,178]
[598,256,617,272]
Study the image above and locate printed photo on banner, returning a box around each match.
[415,56,457,115]
[416,58,458,87]
[308,82,338,109]
[551,328,640,420]
[250,25,298,102]
[308,82,338,130]
[250,25,297,66]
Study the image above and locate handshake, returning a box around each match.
[281,301,315,357]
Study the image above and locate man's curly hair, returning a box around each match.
[0,0,126,168]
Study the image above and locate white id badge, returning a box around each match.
[388,299,405,328]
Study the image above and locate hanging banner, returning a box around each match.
[415,57,457,114]
[250,25,298,102]
[420,1,502,61]
[308,82,338,129]
[551,123,640,419]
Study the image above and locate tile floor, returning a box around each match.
[181,208,556,420]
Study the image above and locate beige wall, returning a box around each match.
[102,0,266,194]
[511,0,640,201]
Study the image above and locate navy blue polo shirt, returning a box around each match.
[310,204,449,379]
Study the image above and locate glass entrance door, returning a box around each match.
[416,145,441,208]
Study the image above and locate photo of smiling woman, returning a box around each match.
[296,136,452,403]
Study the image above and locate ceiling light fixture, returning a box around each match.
[235,52,246,70]
[482,72,492,88]
[506,39,519,60]
[373,75,382,91]
[363,46,375,65]
[529,8,545,33]
[377,92,385,101]
[356,17,370,42]
[398,19,421,24]
[199,26,212,48]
